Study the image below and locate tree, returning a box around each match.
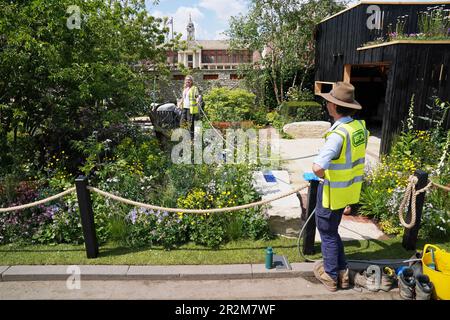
[0,0,176,174]
[227,0,348,106]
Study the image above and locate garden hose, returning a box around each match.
[296,207,415,266]
[297,208,318,262]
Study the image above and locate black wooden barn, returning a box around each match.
[314,1,450,154]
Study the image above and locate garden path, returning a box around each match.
[278,136,387,242]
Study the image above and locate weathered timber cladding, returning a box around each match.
[315,3,450,153]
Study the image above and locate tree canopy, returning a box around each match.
[0,0,175,174]
[227,0,348,106]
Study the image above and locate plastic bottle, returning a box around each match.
[265,247,273,269]
[428,249,436,270]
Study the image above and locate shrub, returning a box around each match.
[203,87,256,122]
[360,97,450,238]
[278,101,325,122]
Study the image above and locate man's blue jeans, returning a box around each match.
[315,183,347,280]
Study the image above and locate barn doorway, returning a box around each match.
[349,64,390,139]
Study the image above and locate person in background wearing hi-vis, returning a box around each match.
[178,75,201,138]
[312,82,369,292]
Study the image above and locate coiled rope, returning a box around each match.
[398,175,434,229]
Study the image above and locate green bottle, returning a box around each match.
[265,247,273,269]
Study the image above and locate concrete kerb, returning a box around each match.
[0,266,10,281]
[0,263,317,282]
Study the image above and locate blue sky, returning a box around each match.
[145,0,445,40]
[145,0,250,40]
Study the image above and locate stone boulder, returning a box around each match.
[252,170,302,238]
[283,121,331,139]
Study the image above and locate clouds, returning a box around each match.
[152,6,208,39]
[198,0,248,21]
[148,0,249,40]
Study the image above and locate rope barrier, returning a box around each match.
[0,187,76,213]
[199,107,318,162]
[431,181,450,192]
[87,183,309,214]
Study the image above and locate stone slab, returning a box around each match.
[290,263,315,277]
[2,265,129,281]
[0,266,10,281]
[251,264,295,279]
[314,216,386,242]
[78,265,129,280]
[266,207,302,237]
[252,170,300,207]
[2,265,69,281]
[283,121,331,139]
[0,263,324,282]
[178,264,252,280]
[127,266,182,280]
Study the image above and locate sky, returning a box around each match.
[145,0,251,40]
[145,0,448,40]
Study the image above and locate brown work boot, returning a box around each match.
[313,261,337,292]
[338,269,350,289]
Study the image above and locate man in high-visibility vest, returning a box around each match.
[178,75,201,138]
[312,82,369,292]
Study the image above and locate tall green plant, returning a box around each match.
[227,0,346,106]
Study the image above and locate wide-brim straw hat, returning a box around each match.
[320,82,362,110]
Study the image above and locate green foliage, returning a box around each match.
[418,5,450,37]
[203,87,257,122]
[278,101,324,122]
[0,0,175,176]
[364,6,450,46]
[360,97,450,238]
[227,0,346,106]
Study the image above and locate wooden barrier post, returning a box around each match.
[402,170,428,251]
[303,179,319,255]
[75,176,99,258]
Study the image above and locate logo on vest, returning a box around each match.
[352,129,365,147]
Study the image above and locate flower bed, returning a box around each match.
[359,97,450,239]
[0,129,272,249]
[361,6,450,48]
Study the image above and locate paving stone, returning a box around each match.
[2,265,130,281]
[178,264,252,280]
[290,263,315,277]
[283,121,331,139]
[78,265,129,280]
[0,266,10,282]
[2,265,69,281]
[251,264,295,279]
[127,266,181,280]
[253,170,302,237]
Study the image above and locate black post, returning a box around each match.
[303,180,319,255]
[402,170,428,251]
[75,176,99,258]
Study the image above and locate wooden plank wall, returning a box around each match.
[316,3,450,81]
[315,3,450,154]
[381,44,450,154]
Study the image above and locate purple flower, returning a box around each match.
[128,208,138,224]
[44,205,60,220]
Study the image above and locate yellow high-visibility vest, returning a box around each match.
[322,119,369,210]
[189,86,199,114]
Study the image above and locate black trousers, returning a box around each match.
[180,108,198,138]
